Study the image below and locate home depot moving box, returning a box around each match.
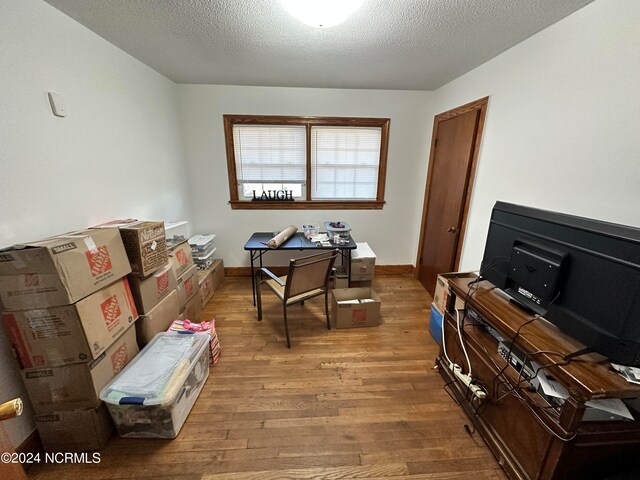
[180,290,203,322]
[136,290,179,346]
[198,259,225,307]
[128,264,177,314]
[433,272,476,312]
[35,403,113,453]
[176,264,198,308]
[331,287,381,329]
[0,228,131,310]
[22,325,139,414]
[168,240,194,279]
[93,220,168,277]
[2,278,138,368]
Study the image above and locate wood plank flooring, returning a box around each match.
[28,274,506,480]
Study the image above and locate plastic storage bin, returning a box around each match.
[165,221,189,247]
[100,332,210,439]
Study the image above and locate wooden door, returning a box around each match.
[416,98,488,294]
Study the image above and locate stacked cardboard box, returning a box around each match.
[94,220,180,347]
[169,240,202,322]
[198,258,225,308]
[0,228,140,452]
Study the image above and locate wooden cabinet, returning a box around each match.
[437,275,640,480]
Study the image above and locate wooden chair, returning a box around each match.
[256,249,339,348]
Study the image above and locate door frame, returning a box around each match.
[414,96,489,280]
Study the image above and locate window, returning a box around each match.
[224,115,390,209]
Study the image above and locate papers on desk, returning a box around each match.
[310,233,329,243]
[612,363,640,385]
[537,370,634,420]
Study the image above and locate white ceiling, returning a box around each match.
[45,0,594,91]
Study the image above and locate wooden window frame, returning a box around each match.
[223,115,390,210]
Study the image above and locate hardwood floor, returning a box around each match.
[28,274,506,480]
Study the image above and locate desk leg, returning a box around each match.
[250,252,256,306]
[347,249,352,286]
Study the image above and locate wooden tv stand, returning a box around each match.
[437,275,640,480]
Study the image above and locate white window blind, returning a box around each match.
[311,126,382,200]
[233,125,306,185]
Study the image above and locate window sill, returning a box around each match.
[229,200,385,210]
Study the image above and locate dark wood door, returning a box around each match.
[417,98,487,294]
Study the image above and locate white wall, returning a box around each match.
[432,0,640,271]
[0,0,189,448]
[177,85,433,267]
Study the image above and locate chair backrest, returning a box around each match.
[285,250,338,299]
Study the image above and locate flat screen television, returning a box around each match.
[480,201,640,366]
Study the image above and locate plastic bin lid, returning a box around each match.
[99,332,209,406]
[188,234,216,248]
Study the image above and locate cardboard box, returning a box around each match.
[351,242,376,281]
[197,259,225,307]
[0,228,131,309]
[176,264,198,308]
[136,289,179,347]
[2,278,138,368]
[331,287,381,329]
[35,403,113,453]
[429,303,444,346]
[127,264,177,314]
[93,220,168,277]
[168,240,194,279]
[180,289,202,322]
[332,265,349,289]
[22,325,139,414]
[433,272,477,313]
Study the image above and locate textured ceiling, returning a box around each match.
[45,0,594,90]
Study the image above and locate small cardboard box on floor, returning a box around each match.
[92,220,168,277]
[35,403,113,453]
[128,263,177,314]
[332,287,381,329]
[0,228,131,310]
[136,289,180,346]
[332,265,349,289]
[2,278,138,368]
[21,325,139,414]
[433,272,477,313]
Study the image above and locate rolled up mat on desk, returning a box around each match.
[266,225,298,248]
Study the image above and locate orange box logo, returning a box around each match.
[24,273,39,287]
[100,295,122,331]
[86,246,112,277]
[352,309,367,325]
[156,271,169,294]
[185,277,194,296]
[176,249,188,266]
[110,343,129,374]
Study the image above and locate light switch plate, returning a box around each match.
[48,92,67,117]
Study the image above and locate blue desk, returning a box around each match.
[244,232,357,305]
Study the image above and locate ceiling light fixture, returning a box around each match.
[281,0,365,28]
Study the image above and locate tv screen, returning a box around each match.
[481,202,640,366]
